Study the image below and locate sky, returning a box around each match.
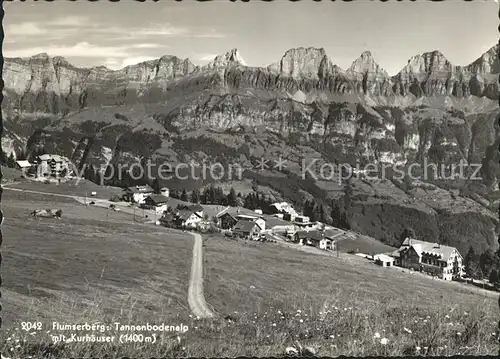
[3,1,499,76]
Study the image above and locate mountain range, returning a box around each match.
[2,44,500,255]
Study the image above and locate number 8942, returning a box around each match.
[21,322,42,331]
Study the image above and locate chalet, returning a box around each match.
[392,238,464,280]
[236,214,266,232]
[218,212,238,229]
[175,209,203,228]
[142,194,170,214]
[123,185,154,204]
[232,220,261,240]
[294,215,314,229]
[374,254,395,267]
[16,160,33,170]
[34,154,71,178]
[294,229,337,250]
[188,204,204,218]
[160,187,170,197]
[216,207,266,231]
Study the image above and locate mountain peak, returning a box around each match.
[203,48,247,70]
[31,53,51,61]
[467,44,500,74]
[267,47,330,78]
[398,50,453,75]
[360,50,373,58]
[348,51,388,77]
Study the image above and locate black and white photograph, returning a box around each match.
[1,0,500,357]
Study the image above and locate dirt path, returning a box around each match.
[187,232,216,318]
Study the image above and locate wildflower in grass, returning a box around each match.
[272,323,276,327]
[373,332,381,339]
[404,327,412,334]
[456,332,462,336]
[299,319,304,323]
[380,338,389,345]
[330,334,335,339]
[415,346,421,351]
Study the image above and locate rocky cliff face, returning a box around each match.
[4,45,498,117]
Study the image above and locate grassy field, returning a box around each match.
[4,176,124,200]
[1,190,196,357]
[199,234,500,357]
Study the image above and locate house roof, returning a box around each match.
[232,220,259,234]
[38,154,69,162]
[177,209,199,221]
[145,194,169,205]
[399,238,459,260]
[375,254,395,262]
[217,206,262,218]
[16,160,32,168]
[124,185,154,193]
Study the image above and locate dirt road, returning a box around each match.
[187,232,216,318]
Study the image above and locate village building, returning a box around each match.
[294,215,314,229]
[142,194,170,214]
[232,220,261,240]
[391,238,464,280]
[160,187,170,197]
[34,154,71,178]
[188,204,204,218]
[175,209,203,228]
[218,212,238,229]
[236,214,266,232]
[216,207,267,232]
[16,160,33,170]
[294,229,338,250]
[374,254,395,267]
[123,185,154,204]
